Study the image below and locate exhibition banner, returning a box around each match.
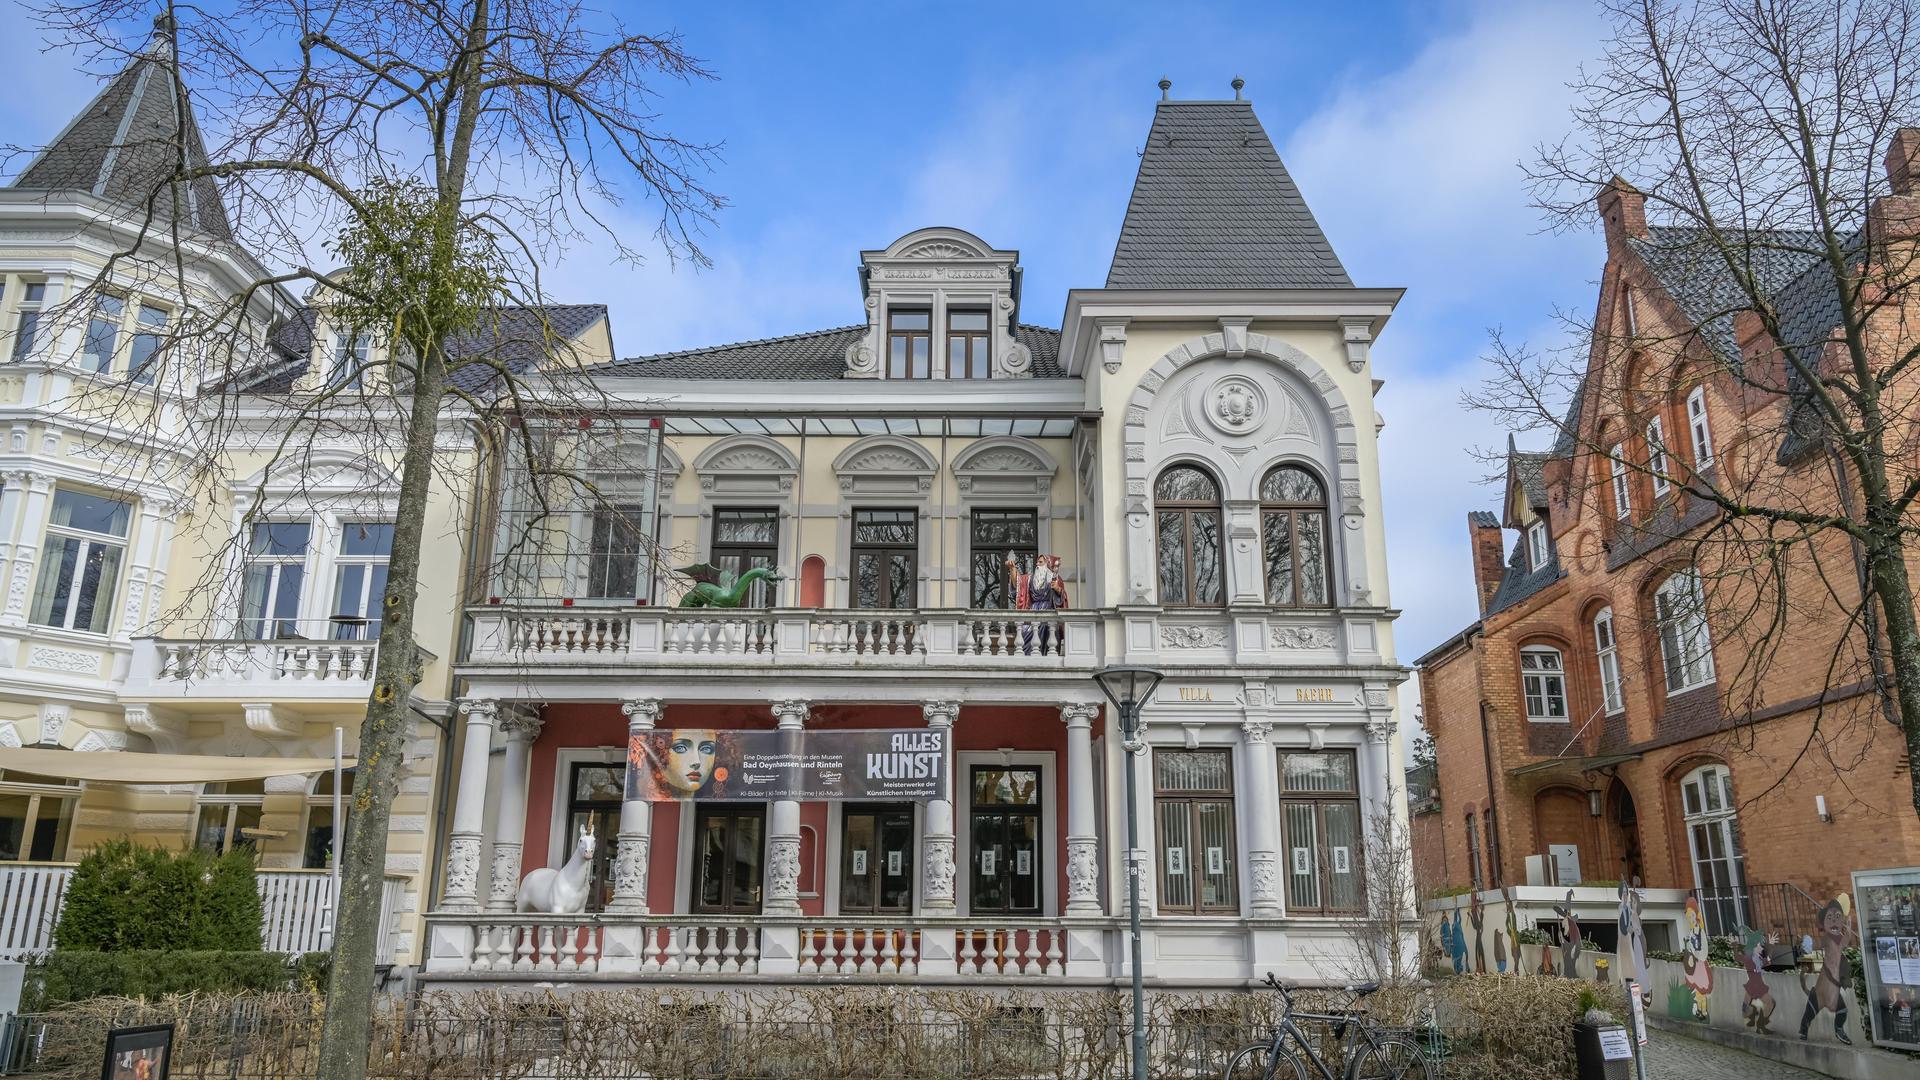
[627,727,946,801]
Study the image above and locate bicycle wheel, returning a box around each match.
[1347,1035,1435,1080]
[1223,1042,1308,1080]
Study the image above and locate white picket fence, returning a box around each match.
[0,863,409,960]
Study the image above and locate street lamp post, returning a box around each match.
[1093,665,1164,1080]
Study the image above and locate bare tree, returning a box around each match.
[9,1,721,1074]
[1319,788,1423,989]
[1468,0,1920,818]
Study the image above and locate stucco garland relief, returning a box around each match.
[1160,624,1228,649]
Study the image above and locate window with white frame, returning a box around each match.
[0,769,79,862]
[10,282,47,362]
[1647,416,1671,497]
[1526,520,1550,569]
[330,522,393,638]
[1520,646,1569,721]
[30,490,131,634]
[1687,386,1714,468]
[329,332,370,390]
[81,293,123,373]
[194,779,265,855]
[241,522,310,639]
[1680,764,1747,936]
[128,303,167,384]
[1655,570,1716,693]
[1610,444,1631,520]
[1594,607,1624,714]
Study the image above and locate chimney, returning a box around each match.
[1468,511,1507,614]
[1597,176,1649,252]
[1888,128,1920,195]
[1873,127,1920,246]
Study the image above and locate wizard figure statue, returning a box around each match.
[1005,554,1069,610]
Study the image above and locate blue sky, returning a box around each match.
[1,0,1612,663]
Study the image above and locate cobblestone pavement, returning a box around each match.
[1641,1026,1828,1079]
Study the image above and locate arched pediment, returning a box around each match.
[952,436,1057,496]
[833,435,938,496]
[874,226,998,260]
[693,434,799,496]
[239,449,399,500]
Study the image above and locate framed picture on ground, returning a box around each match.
[101,1024,172,1080]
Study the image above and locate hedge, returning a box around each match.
[54,840,264,952]
[28,950,329,1008]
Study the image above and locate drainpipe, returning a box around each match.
[1478,699,1504,884]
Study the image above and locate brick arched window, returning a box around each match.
[1520,646,1569,722]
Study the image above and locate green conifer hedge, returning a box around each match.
[54,840,265,951]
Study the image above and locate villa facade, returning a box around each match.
[0,40,1415,991]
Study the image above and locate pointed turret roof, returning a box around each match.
[1106,98,1350,290]
[11,19,231,240]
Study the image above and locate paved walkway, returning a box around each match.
[1641,1025,1828,1079]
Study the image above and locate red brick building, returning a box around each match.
[1417,136,1920,935]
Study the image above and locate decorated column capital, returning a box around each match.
[1241,717,1273,745]
[771,699,809,729]
[923,700,961,729]
[621,697,662,732]
[499,705,544,744]
[457,698,500,727]
[1364,715,1397,744]
[1059,702,1099,730]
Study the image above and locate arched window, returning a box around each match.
[304,769,355,869]
[1464,810,1483,889]
[1520,646,1568,721]
[1680,764,1747,935]
[1259,465,1331,607]
[1593,607,1624,714]
[1654,570,1715,693]
[1155,465,1224,606]
[194,779,265,855]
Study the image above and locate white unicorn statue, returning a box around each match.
[516,823,596,914]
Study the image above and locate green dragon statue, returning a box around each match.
[674,563,782,608]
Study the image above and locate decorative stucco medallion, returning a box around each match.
[1206,375,1265,436]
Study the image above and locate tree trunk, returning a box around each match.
[1868,537,1920,818]
[313,337,451,1079]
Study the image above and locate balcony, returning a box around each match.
[0,862,409,962]
[463,606,1104,673]
[121,619,434,704]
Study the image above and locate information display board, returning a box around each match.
[1854,865,1920,1051]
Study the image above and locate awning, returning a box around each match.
[0,747,354,784]
[1507,752,1640,778]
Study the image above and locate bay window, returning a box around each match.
[30,489,131,635]
[1154,749,1237,914]
[10,282,46,362]
[81,294,123,372]
[128,303,167,384]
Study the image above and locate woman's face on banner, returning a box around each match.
[664,730,718,794]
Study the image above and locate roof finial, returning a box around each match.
[143,12,176,58]
[1231,76,1245,100]
[1158,78,1172,100]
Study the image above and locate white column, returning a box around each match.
[113,501,167,643]
[1061,702,1102,915]
[607,697,660,913]
[440,698,498,913]
[1361,692,1397,824]
[1241,717,1283,916]
[484,706,543,913]
[920,699,960,914]
[0,471,30,600]
[765,698,808,914]
[2,475,54,626]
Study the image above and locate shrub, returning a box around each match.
[27,951,324,1008]
[1514,927,1547,945]
[54,841,263,951]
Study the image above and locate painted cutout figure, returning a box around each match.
[1448,909,1467,973]
[1800,894,1855,1044]
[1739,927,1777,1035]
[1502,890,1520,975]
[1555,890,1583,977]
[1681,896,1714,1020]
[1468,890,1488,974]
[1617,878,1649,992]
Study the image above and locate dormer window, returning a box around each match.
[329,332,370,391]
[947,310,990,379]
[1526,520,1550,569]
[886,309,931,379]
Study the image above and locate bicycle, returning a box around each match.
[1222,973,1435,1080]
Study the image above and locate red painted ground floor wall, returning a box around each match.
[520,702,1087,915]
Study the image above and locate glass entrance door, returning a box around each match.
[969,766,1042,914]
[693,805,765,914]
[842,804,914,914]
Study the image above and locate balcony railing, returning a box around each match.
[424,912,1079,978]
[122,620,435,701]
[465,607,1103,670]
[0,863,410,961]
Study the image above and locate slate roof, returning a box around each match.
[1626,226,1828,366]
[598,324,1066,379]
[239,304,607,394]
[1484,542,1564,618]
[1508,447,1551,513]
[1105,100,1351,290]
[1468,510,1500,529]
[11,33,231,240]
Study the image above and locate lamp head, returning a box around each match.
[1092,665,1165,712]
